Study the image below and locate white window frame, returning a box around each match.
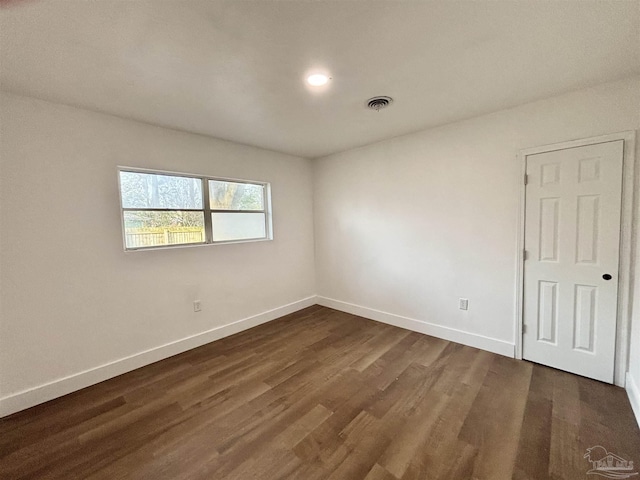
[118,166,272,251]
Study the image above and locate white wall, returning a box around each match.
[628,162,640,423]
[0,93,316,414]
[314,77,640,360]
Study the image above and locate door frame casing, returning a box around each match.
[515,131,636,386]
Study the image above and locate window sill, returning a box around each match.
[123,237,273,252]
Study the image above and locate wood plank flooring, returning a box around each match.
[1,305,639,479]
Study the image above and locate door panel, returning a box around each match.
[576,195,599,264]
[573,284,596,352]
[539,198,560,261]
[523,140,623,383]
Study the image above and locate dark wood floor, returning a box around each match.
[1,305,639,480]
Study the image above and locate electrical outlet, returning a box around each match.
[193,300,202,312]
[459,298,469,310]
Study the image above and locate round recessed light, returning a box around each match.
[306,74,329,86]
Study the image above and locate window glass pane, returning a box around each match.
[209,180,264,211]
[123,211,205,248]
[120,171,202,209]
[212,212,266,242]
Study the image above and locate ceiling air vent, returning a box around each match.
[366,96,393,111]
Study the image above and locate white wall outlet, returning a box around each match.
[193,300,202,312]
[459,298,469,310]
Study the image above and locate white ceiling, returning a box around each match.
[1,1,639,158]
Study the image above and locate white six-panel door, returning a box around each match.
[522,140,623,383]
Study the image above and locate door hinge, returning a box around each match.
[522,324,527,334]
[523,249,528,261]
[524,173,529,185]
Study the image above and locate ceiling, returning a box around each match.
[1,1,639,158]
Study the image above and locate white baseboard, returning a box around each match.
[317,296,515,358]
[0,296,317,418]
[626,372,640,429]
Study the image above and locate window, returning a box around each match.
[118,168,271,250]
